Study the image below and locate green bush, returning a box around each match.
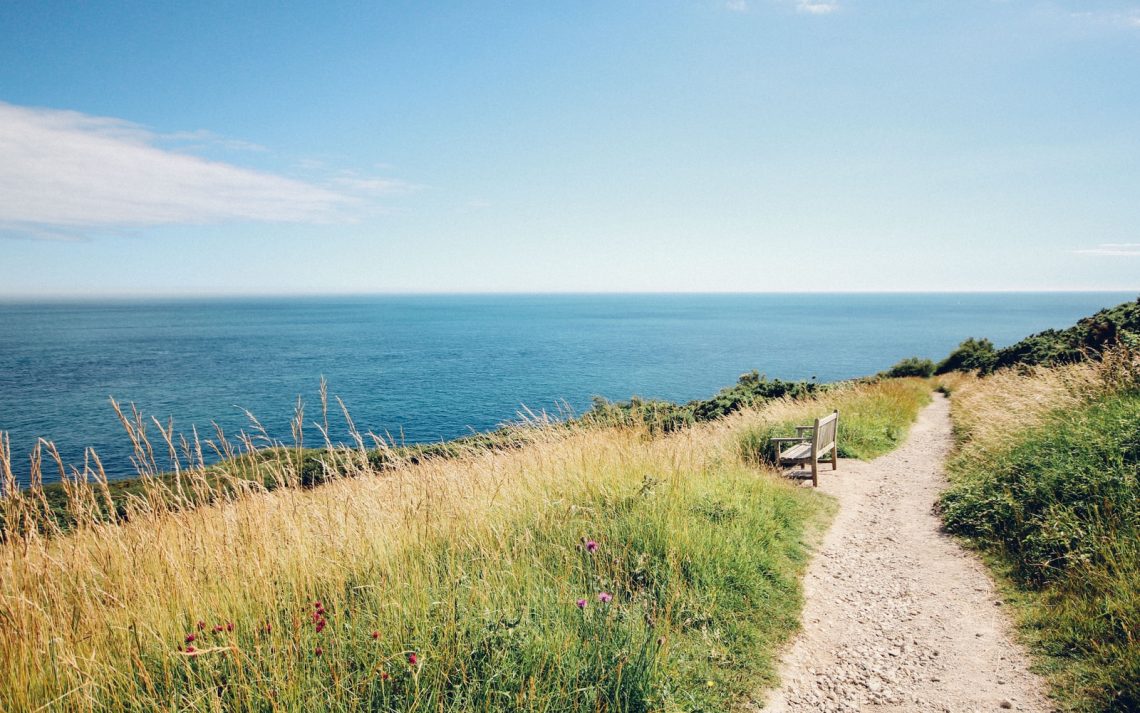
[989,298,1140,373]
[935,337,997,374]
[881,357,935,378]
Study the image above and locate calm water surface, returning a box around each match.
[0,293,1133,484]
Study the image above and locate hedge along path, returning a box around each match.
[756,394,1054,713]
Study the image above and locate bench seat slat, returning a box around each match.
[779,443,813,461]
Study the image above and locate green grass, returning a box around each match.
[940,392,1140,712]
[29,458,829,712]
[736,378,933,466]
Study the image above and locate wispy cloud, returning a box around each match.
[0,102,366,237]
[725,0,749,12]
[1067,6,1140,30]
[796,0,840,15]
[1073,243,1140,257]
[330,174,420,195]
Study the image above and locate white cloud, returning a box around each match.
[1067,7,1140,30]
[725,0,749,12]
[0,102,359,236]
[796,1,839,15]
[1073,243,1140,257]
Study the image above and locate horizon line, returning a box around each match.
[0,288,1137,302]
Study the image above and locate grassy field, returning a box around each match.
[938,350,1140,712]
[0,377,930,712]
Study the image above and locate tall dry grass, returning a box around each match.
[0,378,931,711]
[942,347,1139,453]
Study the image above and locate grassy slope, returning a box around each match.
[20,370,829,532]
[938,356,1140,712]
[0,378,930,712]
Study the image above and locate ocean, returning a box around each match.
[0,292,1133,484]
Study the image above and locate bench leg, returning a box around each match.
[832,442,838,469]
[811,457,818,487]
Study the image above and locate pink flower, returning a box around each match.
[225,621,234,632]
[315,619,326,633]
[315,646,323,656]
[408,652,418,666]
[212,624,224,634]
[371,630,380,640]
[196,620,206,631]
[585,540,598,553]
[185,633,196,644]
[185,645,196,654]
[576,598,587,609]
[598,592,613,603]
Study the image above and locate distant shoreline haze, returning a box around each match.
[0,292,1134,484]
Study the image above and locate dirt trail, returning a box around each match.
[756,394,1053,713]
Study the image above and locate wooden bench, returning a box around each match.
[769,410,838,487]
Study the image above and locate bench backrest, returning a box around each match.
[813,410,838,455]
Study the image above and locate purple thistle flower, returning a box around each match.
[585,540,598,553]
[576,598,587,609]
[598,592,613,603]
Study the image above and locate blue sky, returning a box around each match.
[1,0,1138,295]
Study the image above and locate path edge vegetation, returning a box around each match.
[937,346,1140,712]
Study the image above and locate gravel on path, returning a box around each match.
[755,394,1054,713]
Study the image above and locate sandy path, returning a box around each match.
[756,394,1054,713]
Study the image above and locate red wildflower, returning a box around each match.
[371,630,380,640]
[381,671,390,681]
[196,620,206,631]
[185,645,196,654]
[226,621,234,632]
[315,619,326,634]
[408,652,418,666]
[185,633,196,644]
[315,646,323,656]
[213,625,224,634]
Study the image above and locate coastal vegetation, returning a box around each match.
[880,356,937,379]
[939,297,1140,375]
[938,349,1140,711]
[0,376,931,711]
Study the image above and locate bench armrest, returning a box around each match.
[795,426,813,435]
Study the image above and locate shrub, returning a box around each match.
[935,337,996,374]
[881,357,935,378]
[988,298,1140,373]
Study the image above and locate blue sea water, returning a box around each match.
[0,292,1133,485]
